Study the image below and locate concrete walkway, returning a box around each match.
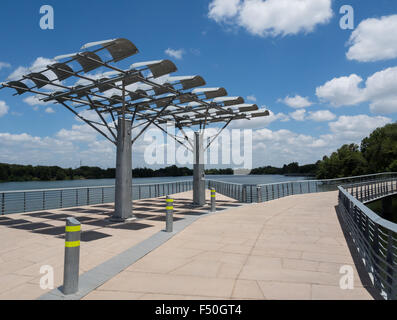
[84,191,374,300]
[0,190,238,299]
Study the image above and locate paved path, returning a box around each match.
[84,191,374,300]
[0,190,237,299]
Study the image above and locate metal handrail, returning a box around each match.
[207,172,397,203]
[0,180,193,215]
[338,178,397,300]
[0,179,193,194]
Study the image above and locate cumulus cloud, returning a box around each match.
[246,95,257,102]
[23,95,52,107]
[329,114,392,140]
[0,62,11,71]
[45,107,55,114]
[279,94,313,108]
[347,15,397,62]
[316,74,365,106]
[0,101,9,117]
[289,109,306,121]
[307,110,336,122]
[208,0,333,37]
[230,109,289,129]
[165,48,185,60]
[247,113,393,166]
[56,124,99,143]
[7,57,56,81]
[316,66,397,114]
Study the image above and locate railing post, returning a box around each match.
[62,217,81,295]
[165,196,173,233]
[2,193,5,215]
[101,188,104,203]
[386,230,395,299]
[43,191,45,210]
[23,192,26,212]
[210,188,216,212]
[372,224,381,288]
[87,188,90,205]
[256,186,262,203]
[242,185,247,203]
[60,190,63,208]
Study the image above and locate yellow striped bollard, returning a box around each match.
[166,196,174,233]
[210,188,216,212]
[62,217,81,295]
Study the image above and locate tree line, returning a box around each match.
[0,164,236,183]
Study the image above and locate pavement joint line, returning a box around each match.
[38,201,249,300]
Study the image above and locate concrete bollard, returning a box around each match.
[210,188,216,212]
[62,217,81,295]
[165,196,174,233]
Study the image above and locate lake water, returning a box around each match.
[0,174,310,192]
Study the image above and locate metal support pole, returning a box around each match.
[193,132,205,206]
[210,188,216,212]
[112,117,134,222]
[165,196,173,233]
[62,217,81,295]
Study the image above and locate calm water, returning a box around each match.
[0,174,310,192]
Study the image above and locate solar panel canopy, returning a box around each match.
[1,38,270,145]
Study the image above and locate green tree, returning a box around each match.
[361,123,397,173]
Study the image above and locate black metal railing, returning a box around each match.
[207,172,397,203]
[0,180,193,215]
[338,178,397,300]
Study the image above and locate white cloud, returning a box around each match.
[230,109,289,129]
[279,94,313,108]
[23,95,52,107]
[56,124,99,143]
[347,15,397,62]
[316,74,365,106]
[289,109,306,121]
[165,48,185,60]
[316,66,397,114]
[246,95,257,102]
[329,114,392,140]
[307,110,336,122]
[45,107,55,114]
[7,57,56,81]
[0,62,11,71]
[0,101,9,117]
[247,113,393,167]
[208,0,333,37]
[208,0,241,22]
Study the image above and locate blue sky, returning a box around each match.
[0,0,396,169]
